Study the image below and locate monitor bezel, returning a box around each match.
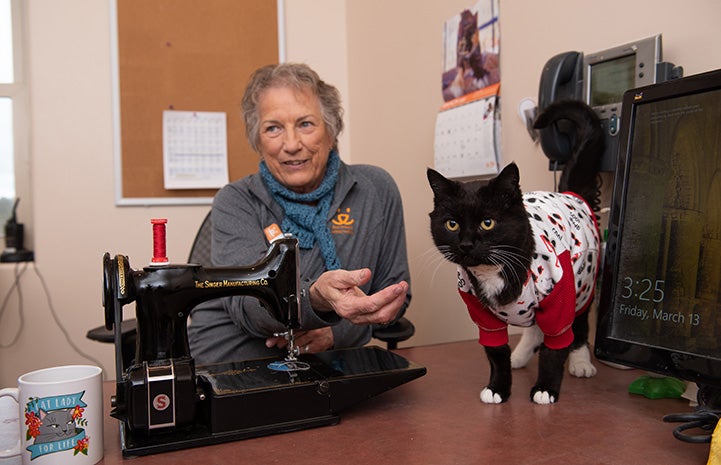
[594,67,721,388]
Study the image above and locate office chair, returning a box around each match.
[87,211,415,363]
[187,211,212,265]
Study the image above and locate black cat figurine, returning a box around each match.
[427,100,604,404]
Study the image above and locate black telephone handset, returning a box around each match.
[537,51,583,166]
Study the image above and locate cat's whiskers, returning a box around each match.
[411,245,457,286]
[486,254,513,285]
[467,262,505,303]
[494,249,528,272]
[488,246,528,286]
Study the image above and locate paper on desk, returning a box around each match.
[163,110,229,190]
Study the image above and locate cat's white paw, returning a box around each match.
[510,348,533,369]
[532,391,556,405]
[511,325,543,369]
[568,346,597,378]
[480,387,503,404]
[569,360,597,378]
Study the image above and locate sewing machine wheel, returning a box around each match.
[103,252,116,330]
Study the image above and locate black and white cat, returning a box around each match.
[427,100,604,405]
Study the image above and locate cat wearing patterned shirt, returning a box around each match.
[427,100,604,404]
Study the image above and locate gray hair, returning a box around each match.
[241,62,344,153]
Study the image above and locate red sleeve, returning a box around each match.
[459,289,509,347]
[535,250,576,349]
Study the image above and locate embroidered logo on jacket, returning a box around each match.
[331,208,355,235]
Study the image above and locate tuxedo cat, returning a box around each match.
[427,100,604,404]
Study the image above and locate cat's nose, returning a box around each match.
[459,242,473,253]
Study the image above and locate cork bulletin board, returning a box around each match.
[111,0,282,205]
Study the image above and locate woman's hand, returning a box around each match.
[265,327,334,354]
[265,268,408,353]
[309,268,409,325]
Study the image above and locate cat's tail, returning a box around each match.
[533,100,605,212]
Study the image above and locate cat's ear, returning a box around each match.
[492,163,521,191]
[427,168,457,198]
[489,163,523,204]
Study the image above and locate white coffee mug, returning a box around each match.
[0,365,103,465]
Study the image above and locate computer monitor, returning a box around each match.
[594,67,721,409]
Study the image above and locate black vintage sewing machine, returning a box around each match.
[102,236,426,457]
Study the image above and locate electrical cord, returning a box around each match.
[0,262,107,379]
[0,262,29,348]
[663,408,720,444]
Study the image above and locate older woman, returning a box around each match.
[188,63,411,363]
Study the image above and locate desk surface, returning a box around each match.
[99,340,710,465]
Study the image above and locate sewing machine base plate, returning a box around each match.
[119,346,426,457]
[119,413,339,457]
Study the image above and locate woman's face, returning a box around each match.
[257,85,334,194]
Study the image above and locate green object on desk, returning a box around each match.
[628,375,687,399]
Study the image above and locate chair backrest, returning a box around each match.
[188,211,212,265]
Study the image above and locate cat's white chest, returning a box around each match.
[467,264,505,305]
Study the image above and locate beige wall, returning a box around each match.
[2,0,721,386]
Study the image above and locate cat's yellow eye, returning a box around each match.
[480,219,495,231]
[445,220,459,232]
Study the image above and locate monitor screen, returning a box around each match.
[595,68,721,393]
[583,34,662,110]
[589,54,636,106]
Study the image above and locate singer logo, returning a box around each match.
[331,208,355,235]
[153,394,171,411]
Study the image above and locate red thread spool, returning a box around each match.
[151,218,169,264]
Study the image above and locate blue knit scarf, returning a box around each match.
[260,150,341,270]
